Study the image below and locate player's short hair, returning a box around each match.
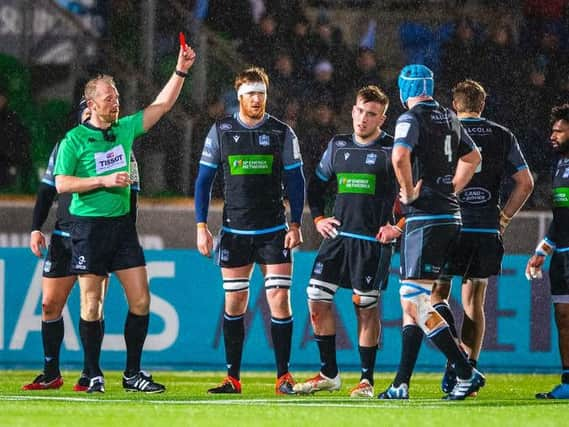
[452,79,487,113]
[234,67,269,92]
[356,85,389,109]
[551,104,569,125]
[84,75,117,100]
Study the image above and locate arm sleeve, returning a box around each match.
[31,183,58,231]
[307,141,335,218]
[393,113,420,151]
[282,126,303,169]
[505,133,529,176]
[54,136,78,177]
[457,125,477,157]
[199,124,221,167]
[284,166,305,224]
[194,163,217,223]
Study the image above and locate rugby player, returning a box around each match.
[194,67,305,394]
[293,86,394,398]
[53,40,196,393]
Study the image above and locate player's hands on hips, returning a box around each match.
[376,223,402,244]
[30,231,46,257]
[177,41,196,73]
[316,217,341,239]
[285,224,303,249]
[197,225,213,257]
[525,255,545,280]
[399,179,422,205]
[102,171,132,188]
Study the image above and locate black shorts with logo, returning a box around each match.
[310,235,393,292]
[43,220,74,278]
[447,231,504,278]
[550,250,569,297]
[215,228,291,268]
[70,214,145,276]
[400,215,461,280]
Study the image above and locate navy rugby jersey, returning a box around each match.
[394,101,477,216]
[199,113,302,231]
[545,155,569,248]
[308,132,396,237]
[458,118,528,230]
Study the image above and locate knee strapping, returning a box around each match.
[307,279,338,303]
[400,281,447,337]
[265,274,292,290]
[223,277,250,292]
[352,289,379,309]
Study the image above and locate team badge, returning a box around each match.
[313,262,323,275]
[335,140,347,147]
[232,135,240,143]
[220,123,232,130]
[259,134,270,146]
[365,276,372,284]
[365,153,377,165]
[282,249,289,258]
[344,152,350,161]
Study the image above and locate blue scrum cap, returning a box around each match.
[398,64,434,107]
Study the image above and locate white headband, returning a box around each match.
[237,82,267,97]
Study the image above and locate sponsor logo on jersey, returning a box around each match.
[74,255,87,270]
[466,126,493,135]
[313,262,323,275]
[94,145,127,174]
[459,187,491,204]
[335,140,347,147]
[436,174,453,185]
[282,249,288,258]
[337,173,376,195]
[221,249,230,262]
[292,135,301,160]
[220,123,232,130]
[395,122,411,139]
[228,154,273,175]
[552,187,569,208]
[232,135,240,143]
[43,260,52,273]
[205,137,213,148]
[430,112,450,123]
[258,134,270,146]
[365,153,377,165]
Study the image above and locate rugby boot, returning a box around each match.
[22,373,63,391]
[207,376,242,394]
[293,372,341,394]
[275,372,296,395]
[536,383,569,399]
[123,370,165,393]
[444,368,485,400]
[441,362,457,394]
[349,379,374,398]
[73,372,90,392]
[377,383,409,400]
[87,376,105,393]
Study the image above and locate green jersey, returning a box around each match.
[54,111,145,217]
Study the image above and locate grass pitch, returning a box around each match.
[0,370,566,427]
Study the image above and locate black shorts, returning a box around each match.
[400,215,460,280]
[43,221,74,278]
[215,228,291,268]
[447,231,504,278]
[309,236,393,292]
[549,250,569,299]
[70,215,145,276]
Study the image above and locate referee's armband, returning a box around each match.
[535,239,555,257]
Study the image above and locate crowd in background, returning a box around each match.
[1,0,568,208]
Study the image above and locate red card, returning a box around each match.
[179,32,186,49]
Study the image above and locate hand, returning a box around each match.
[102,172,131,188]
[197,226,213,257]
[284,226,303,249]
[177,42,196,73]
[376,223,402,244]
[316,217,341,239]
[30,231,46,257]
[399,179,422,205]
[525,254,545,280]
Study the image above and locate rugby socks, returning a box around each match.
[223,313,245,380]
[124,311,149,377]
[42,317,64,379]
[562,368,569,384]
[80,319,105,377]
[315,334,338,378]
[469,358,478,368]
[79,318,104,378]
[271,316,293,378]
[430,327,473,379]
[393,325,424,387]
[358,345,377,385]
[433,302,458,339]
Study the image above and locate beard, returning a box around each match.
[554,140,569,155]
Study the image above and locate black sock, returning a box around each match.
[429,327,472,379]
[271,316,293,378]
[223,313,245,380]
[468,358,477,368]
[81,319,104,376]
[433,302,457,339]
[393,325,424,387]
[315,334,337,378]
[124,312,149,377]
[42,317,64,378]
[562,368,569,384]
[79,318,103,378]
[359,345,377,385]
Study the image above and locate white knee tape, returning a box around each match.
[307,279,338,303]
[265,274,292,290]
[352,289,379,309]
[223,277,250,292]
[400,282,446,337]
